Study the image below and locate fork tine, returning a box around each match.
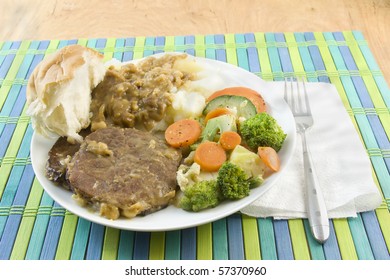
[284,77,295,114]
[301,77,311,115]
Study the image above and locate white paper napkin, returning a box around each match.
[241,81,382,219]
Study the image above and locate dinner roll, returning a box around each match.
[26,44,106,142]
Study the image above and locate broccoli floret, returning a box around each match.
[217,162,250,199]
[240,112,286,152]
[248,176,264,189]
[179,180,222,212]
[201,114,237,142]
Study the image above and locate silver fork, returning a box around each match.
[284,77,329,243]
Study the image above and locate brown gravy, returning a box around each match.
[90,54,194,131]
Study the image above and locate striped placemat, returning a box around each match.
[0,31,389,260]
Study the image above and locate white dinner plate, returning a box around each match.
[30,53,296,232]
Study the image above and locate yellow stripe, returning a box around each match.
[242,215,261,259]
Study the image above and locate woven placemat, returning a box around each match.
[0,31,389,260]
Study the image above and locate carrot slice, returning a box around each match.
[194,141,227,172]
[207,87,267,113]
[204,107,232,124]
[219,131,242,150]
[257,146,280,172]
[165,119,202,148]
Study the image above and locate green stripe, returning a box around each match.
[265,33,283,80]
[101,227,120,260]
[149,232,165,260]
[113,38,125,61]
[343,31,390,138]
[212,219,228,259]
[54,214,78,260]
[257,218,277,260]
[333,219,358,259]
[303,220,326,259]
[102,38,117,62]
[1,37,373,57]
[133,37,145,59]
[117,230,135,260]
[98,42,121,260]
[194,35,205,57]
[314,32,359,260]
[205,35,216,59]
[375,208,390,252]
[70,218,91,260]
[164,36,175,53]
[197,223,212,260]
[0,40,42,200]
[165,230,181,260]
[0,41,30,110]
[285,32,306,77]
[1,69,384,88]
[242,215,261,259]
[51,38,92,260]
[235,34,249,71]
[10,178,44,259]
[225,34,238,66]
[288,220,310,260]
[287,32,324,260]
[25,192,54,259]
[348,215,375,259]
[254,33,272,81]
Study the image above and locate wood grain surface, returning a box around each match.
[1,0,389,82]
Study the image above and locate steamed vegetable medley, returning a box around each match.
[164,87,287,212]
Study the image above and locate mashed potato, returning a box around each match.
[105,53,226,130]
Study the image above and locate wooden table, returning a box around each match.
[1,0,389,82]
[0,0,389,261]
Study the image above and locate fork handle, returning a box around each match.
[301,132,330,243]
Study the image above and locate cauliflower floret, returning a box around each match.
[176,162,218,191]
[171,89,206,121]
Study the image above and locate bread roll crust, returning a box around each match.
[26,45,106,142]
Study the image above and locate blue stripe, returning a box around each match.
[24,191,54,259]
[214,35,226,62]
[113,38,125,61]
[0,41,13,67]
[227,214,244,260]
[205,35,216,60]
[117,230,135,260]
[70,218,91,260]
[95,38,107,49]
[185,35,195,56]
[39,202,64,260]
[244,33,261,73]
[123,37,135,62]
[181,228,196,260]
[304,32,329,83]
[275,33,293,73]
[257,218,277,260]
[133,231,150,260]
[295,32,318,82]
[235,34,249,71]
[323,221,341,259]
[352,31,390,107]
[0,164,35,259]
[265,33,283,81]
[333,33,390,185]
[0,125,34,238]
[0,42,21,80]
[85,223,105,260]
[348,215,375,259]
[155,36,165,54]
[273,220,293,259]
[361,211,390,259]
[212,219,228,260]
